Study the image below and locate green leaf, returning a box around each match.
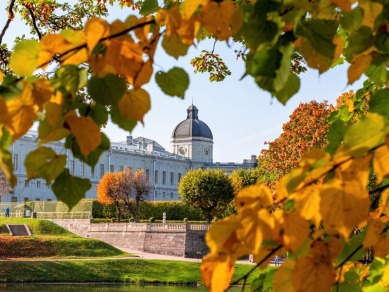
[0,128,16,187]
[374,31,389,54]
[295,19,337,59]
[336,271,363,292]
[52,169,91,210]
[9,40,40,76]
[252,48,282,77]
[340,7,363,31]
[140,0,159,16]
[65,133,110,170]
[53,65,82,96]
[274,44,295,92]
[335,231,366,267]
[274,73,300,105]
[110,105,137,132]
[365,57,389,86]
[88,74,126,106]
[325,119,348,156]
[155,67,189,98]
[343,113,388,157]
[162,34,189,59]
[345,26,374,56]
[369,89,389,118]
[250,273,266,291]
[24,147,67,185]
[262,267,276,291]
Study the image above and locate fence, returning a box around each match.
[88,222,211,232]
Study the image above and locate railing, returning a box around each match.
[36,211,92,219]
[88,222,210,232]
[189,224,210,230]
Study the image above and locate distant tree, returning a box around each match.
[121,169,152,222]
[258,100,333,183]
[229,168,277,196]
[96,172,123,222]
[178,169,234,223]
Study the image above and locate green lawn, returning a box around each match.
[0,259,263,285]
[0,218,129,258]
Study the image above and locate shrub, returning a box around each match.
[149,217,156,223]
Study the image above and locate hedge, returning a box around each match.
[92,200,206,221]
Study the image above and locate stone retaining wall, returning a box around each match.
[50,219,209,258]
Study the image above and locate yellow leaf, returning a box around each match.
[38,34,68,66]
[274,260,295,292]
[373,145,389,184]
[281,211,310,252]
[381,265,389,287]
[320,178,370,238]
[363,216,383,248]
[64,110,101,156]
[5,82,37,139]
[0,71,3,83]
[235,184,273,213]
[295,184,322,227]
[292,241,335,292]
[10,40,40,76]
[32,79,53,110]
[371,189,389,219]
[133,61,153,89]
[206,215,239,254]
[337,154,371,189]
[372,232,389,258]
[199,1,243,40]
[118,89,151,123]
[110,20,133,41]
[49,90,64,105]
[348,54,372,85]
[360,1,383,29]
[85,17,110,52]
[62,48,88,66]
[181,0,202,19]
[200,253,234,292]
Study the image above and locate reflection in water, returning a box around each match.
[0,284,210,291]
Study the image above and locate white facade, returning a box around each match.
[2,106,256,203]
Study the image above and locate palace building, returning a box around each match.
[3,105,256,203]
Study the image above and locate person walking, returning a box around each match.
[5,207,10,217]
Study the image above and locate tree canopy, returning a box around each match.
[1,0,389,291]
[178,169,234,223]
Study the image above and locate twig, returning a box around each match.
[0,0,16,45]
[229,245,282,288]
[369,183,389,195]
[211,39,217,54]
[39,19,156,68]
[28,8,42,39]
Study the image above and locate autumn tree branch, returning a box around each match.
[0,0,16,45]
[27,8,42,40]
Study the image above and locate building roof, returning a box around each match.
[171,105,213,140]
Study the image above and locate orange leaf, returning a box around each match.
[118,89,151,123]
[373,145,389,184]
[348,54,372,85]
[85,17,110,52]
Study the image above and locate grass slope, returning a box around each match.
[0,259,263,285]
[0,218,128,258]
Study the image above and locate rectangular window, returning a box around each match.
[170,192,174,199]
[70,160,75,174]
[146,169,150,181]
[163,192,166,198]
[154,190,157,198]
[36,198,41,201]
[178,173,182,182]
[119,166,124,171]
[13,154,18,170]
[154,170,158,184]
[25,180,29,187]
[24,197,29,202]
[170,172,174,185]
[80,164,85,177]
[37,181,41,188]
[162,171,166,185]
[12,197,17,202]
[47,199,52,202]
[110,164,114,172]
[100,164,105,178]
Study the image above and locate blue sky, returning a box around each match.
[1,3,364,163]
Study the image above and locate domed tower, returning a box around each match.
[171,105,213,163]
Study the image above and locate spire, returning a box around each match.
[187,105,198,119]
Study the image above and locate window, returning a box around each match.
[36,198,41,201]
[12,197,17,202]
[110,164,114,172]
[25,180,29,187]
[100,164,105,178]
[170,172,174,185]
[162,171,166,185]
[154,190,157,198]
[37,181,41,188]
[178,173,182,182]
[47,199,52,202]
[170,192,174,199]
[69,160,75,174]
[146,169,150,181]
[13,154,18,170]
[80,164,85,177]
[119,166,123,171]
[154,170,158,184]
[163,192,166,198]
[24,197,29,202]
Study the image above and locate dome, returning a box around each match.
[171,105,213,140]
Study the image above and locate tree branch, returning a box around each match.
[229,245,282,288]
[369,183,389,195]
[0,0,16,45]
[27,8,42,40]
[39,19,156,68]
